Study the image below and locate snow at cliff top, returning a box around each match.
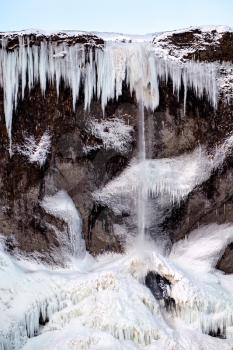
[0,25,232,41]
[1,223,233,350]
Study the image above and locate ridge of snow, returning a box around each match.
[0,25,232,40]
[154,25,233,40]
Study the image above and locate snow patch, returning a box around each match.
[84,117,133,154]
[16,131,51,166]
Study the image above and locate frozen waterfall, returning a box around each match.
[0,36,218,152]
[1,33,232,350]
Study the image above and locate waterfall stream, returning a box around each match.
[137,88,147,241]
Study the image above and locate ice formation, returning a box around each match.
[84,117,133,154]
[41,190,85,257]
[1,223,233,350]
[16,131,51,166]
[0,35,218,150]
[152,25,233,62]
[94,135,233,212]
[0,29,231,350]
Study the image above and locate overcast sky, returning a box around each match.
[1,0,233,34]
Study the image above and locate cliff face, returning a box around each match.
[0,27,232,270]
[0,82,137,261]
[152,26,233,273]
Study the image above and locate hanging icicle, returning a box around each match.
[0,35,218,152]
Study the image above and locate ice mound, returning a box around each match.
[0,223,233,349]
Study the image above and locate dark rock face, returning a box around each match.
[0,29,232,270]
[146,81,233,159]
[162,158,233,241]
[87,204,124,255]
[145,271,175,310]
[0,32,104,50]
[145,271,170,300]
[217,242,233,274]
[0,79,137,262]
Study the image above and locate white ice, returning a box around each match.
[41,190,86,257]
[94,135,233,214]
[0,223,233,350]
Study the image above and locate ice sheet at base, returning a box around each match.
[1,223,233,350]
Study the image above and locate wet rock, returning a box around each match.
[145,271,175,310]
[145,271,170,300]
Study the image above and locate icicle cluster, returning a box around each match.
[156,58,218,114]
[0,36,218,149]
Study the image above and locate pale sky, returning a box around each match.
[1,0,233,34]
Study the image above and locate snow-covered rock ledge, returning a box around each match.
[0,30,104,51]
[153,25,233,62]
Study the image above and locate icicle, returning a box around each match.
[183,70,187,116]
[0,36,218,153]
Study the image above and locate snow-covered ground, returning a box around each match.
[0,25,232,41]
[0,223,233,350]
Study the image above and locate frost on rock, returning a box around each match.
[0,36,218,148]
[84,117,133,154]
[218,63,233,104]
[41,190,86,257]
[1,224,233,350]
[16,131,51,166]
